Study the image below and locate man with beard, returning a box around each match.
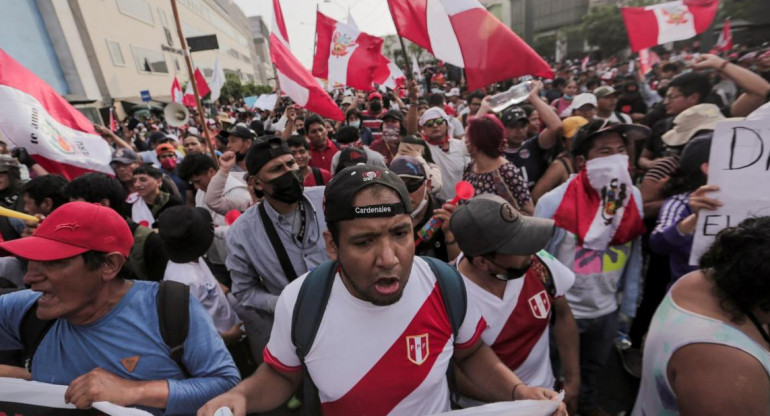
[222,125,257,173]
[225,136,329,362]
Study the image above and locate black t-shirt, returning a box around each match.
[413,196,449,262]
[503,135,555,189]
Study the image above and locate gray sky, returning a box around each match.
[234,0,396,68]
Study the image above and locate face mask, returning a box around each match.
[160,158,177,170]
[383,126,400,143]
[487,257,532,281]
[369,101,382,113]
[266,170,304,204]
[564,94,574,100]
[296,128,306,136]
[348,120,361,128]
[410,188,429,219]
[424,134,447,146]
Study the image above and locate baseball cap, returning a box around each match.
[336,147,368,173]
[110,148,140,165]
[571,119,651,157]
[0,155,20,173]
[157,206,214,263]
[323,164,411,223]
[368,92,382,101]
[224,124,257,140]
[148,131,167,145]
[450,194,555,257]
[382,109,404,122]
[568,93,598,111]
[155,143,176,156]
[501,107,529,127]
[245,135,291,176]
[342,96,355,106]
[593,86,618,98]
[561,116,589,139]
[389,156,426,180]
[0,201,134,261]
[446,88,461,97]
[662,104,728,147]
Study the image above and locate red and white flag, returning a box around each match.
[374,55,406,91]
[716,17,733,52]
[109,107,117,132]
[0,49,113,179]
[387,0,553,90]
[271,0,344,120]
[581,56,589,72]
[312,11,383,91]
[183,82,196,107]
[639,48,661,75]
[194,67,211,98]
[621,0,718,52]
[171,77,183,103]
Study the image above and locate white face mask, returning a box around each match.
[348,120,361,128]
[410,187,429,218]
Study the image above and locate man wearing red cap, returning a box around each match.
[0,202,239,413]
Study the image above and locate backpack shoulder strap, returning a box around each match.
[311,167,325,186]
[421,256,466,340]
[290,260,337,416]
[157,280,192,378]
[19,302,55,372]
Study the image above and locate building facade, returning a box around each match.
[248,15,275,87]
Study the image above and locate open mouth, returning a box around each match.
[37,291,55,305]
[374,277,400,295]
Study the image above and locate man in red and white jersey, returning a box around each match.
[450,194,581,415]
[199,165,566,416]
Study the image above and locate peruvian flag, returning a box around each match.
[621,0,718,52]
[271,0,344,120]
[639,48,661,75]
[716,18,733,52]
[194,67,211,98]
[387,0,553,90]
[171,76,183,103]
[312,11,384,91]
[374,55,406,91]
[0,49,113,179]
[183,82,196,107]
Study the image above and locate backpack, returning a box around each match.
[127,222,154,280]
[19,280,192,377]
[291,256,467,415]
[310,167,325,186]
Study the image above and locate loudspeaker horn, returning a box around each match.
[164,103,189,127]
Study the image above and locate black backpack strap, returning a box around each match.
[291,260,338,416]
[157,280,192,378]
[19,302,55,373]
[258,202,298,281]
[422,256,466,339]
[311,167,325,186]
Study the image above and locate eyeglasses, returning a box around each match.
[664,93,682,100]
[423,118,446,128]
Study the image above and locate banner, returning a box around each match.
[690,118,770,264]
[0,377,152,416]
[434,392,564,416]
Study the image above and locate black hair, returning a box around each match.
[428,94,445,108]
[82,250,132,280]
[132,164,163,179]
[336,126,360,144]
[176,153,216,182]
[287,135,309,149]
[468,91,486,103]
[661,62,680,73]
[22,174,69,210]
[586,77,600,91]
[63,173,129,217]
[346,107,362,122]
[668,72,711,104]
[304,115,324,133]
[700,216,770,323]
[552,77,567,89]
[249,120,265,136]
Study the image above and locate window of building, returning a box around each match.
[106,40,125,67]
[116,0,154,25]
[131,46,169,74]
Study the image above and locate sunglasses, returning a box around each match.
[401,177,426,193]
[423,118,446,128]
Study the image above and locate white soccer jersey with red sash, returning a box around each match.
[264,256,486,416]
[460,251,574,388]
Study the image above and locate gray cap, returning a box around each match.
[0,154,20,172]
[450,194,555,256]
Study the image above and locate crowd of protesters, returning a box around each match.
[0,41,769,416]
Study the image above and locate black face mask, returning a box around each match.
[487,257,532,281]
[296,128,306,136]
[369,100,382,113]
[266,170,304,204]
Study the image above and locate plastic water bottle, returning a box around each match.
[488,81,535,113]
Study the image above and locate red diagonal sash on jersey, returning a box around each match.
[321,284,452,415]
[491,273,552,370]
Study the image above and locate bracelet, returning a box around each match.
[445,239,457,245]
[512,382,526,401]
[718,60,729,71]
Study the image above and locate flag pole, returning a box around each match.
[397,36,413,82]
[169,0,219,168]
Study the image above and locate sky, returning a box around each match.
[234,0,397,69]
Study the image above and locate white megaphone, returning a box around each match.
[164,102,190,127]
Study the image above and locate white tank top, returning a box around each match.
[632,287,770,415]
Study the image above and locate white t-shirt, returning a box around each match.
[460,251,574,389]
[427,138,470,201]
[163,258,240,333]
[265,257,486,416]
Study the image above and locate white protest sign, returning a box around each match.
[0,377,152,416]
[431,392,564,416]
[690,118,770,265]
[254,94,278,111]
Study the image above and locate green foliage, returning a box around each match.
[580,0,658,57]
[216,73,273,104]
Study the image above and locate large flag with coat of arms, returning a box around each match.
[621,0,718,52]
[0,48,112,179]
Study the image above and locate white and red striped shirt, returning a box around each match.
[460,252,574,389]
[265,257,485,416]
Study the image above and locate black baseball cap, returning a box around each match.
[336,147,368,173]
[245,135,291,176]
[324,164,411,223]
[500,107,529,127]
[571,119,650,157]
[382,109,404,122]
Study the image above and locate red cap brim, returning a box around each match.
[0,236,89,261]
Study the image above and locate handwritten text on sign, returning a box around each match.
[690,119,770,265]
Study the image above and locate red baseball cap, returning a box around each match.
[0,202,134,261]
[368,92,382,101]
